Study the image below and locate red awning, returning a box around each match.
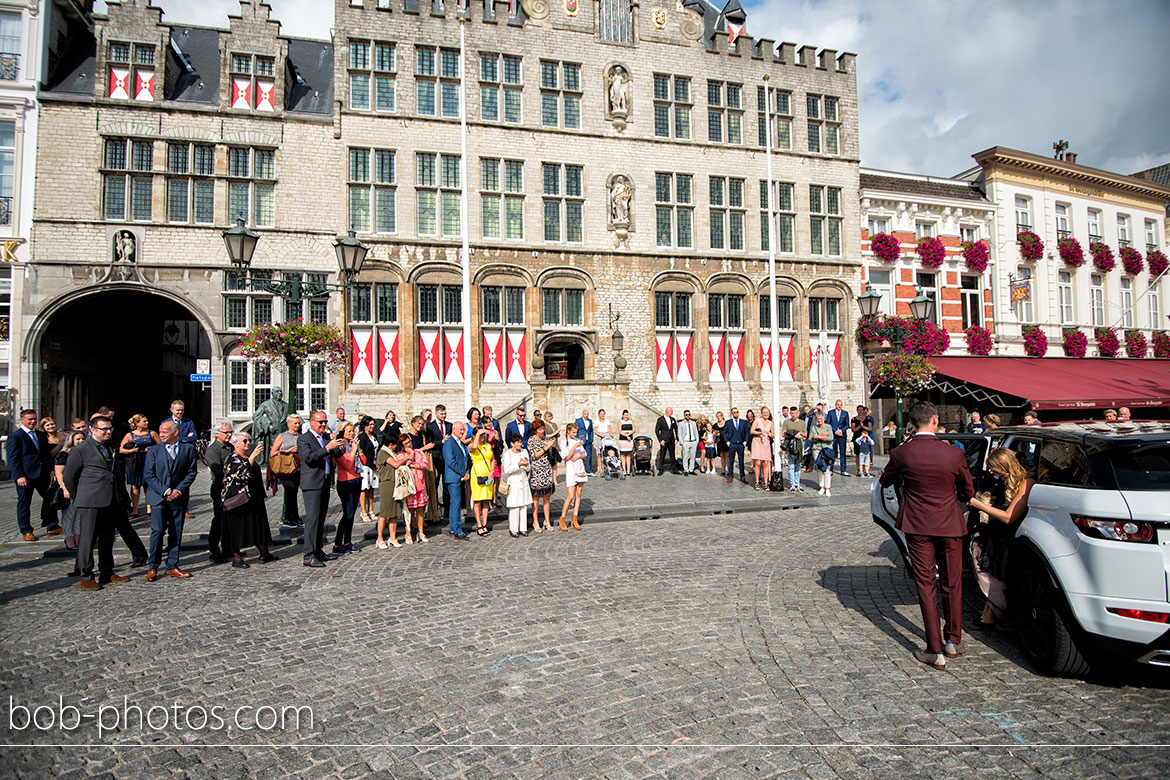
[929,357,1170,411]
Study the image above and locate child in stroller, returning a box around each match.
[600,436,625,480]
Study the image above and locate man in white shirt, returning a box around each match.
[328,407,347,434]
[678,409,700,475]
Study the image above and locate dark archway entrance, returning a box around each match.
[543,342,585,380]
[39,290,212,433]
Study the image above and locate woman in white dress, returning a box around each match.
[558,422,587,531]
[594,409,612,444]
[501,432,533,537]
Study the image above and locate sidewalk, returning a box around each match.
[0,456,887,554]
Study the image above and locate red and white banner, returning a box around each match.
[109,67,130,99]
[351,329,375,385]
[418,328,441,383]
[506,330,527,384]
[443,331,464,384]
[760,336,774,383]
[655,333,674,382]
[726,333,744,382]
[232,78,252,110]
[675,334,693,383]
[134,69,155,101]
[809,336,843,383]
[709,334,726,383]
[778,335,795,382]
[727,21,744,45]
[482,329,504,384]
[255,81,276,112]
[377,329,400,385]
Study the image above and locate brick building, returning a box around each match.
[19,0,864,433]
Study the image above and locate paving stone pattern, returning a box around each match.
[2,474,1169,777]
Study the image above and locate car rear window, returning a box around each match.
[1101,444,1170,491]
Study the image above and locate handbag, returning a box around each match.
[270,452,296,476]
[393,464,415,500]
[498,481,511,496]
[223,490,250,511]
[477,475,491,485]
[547,442,562,466]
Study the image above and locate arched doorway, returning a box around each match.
[38,289,213,432]
[543,341,585,380]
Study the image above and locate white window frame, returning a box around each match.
[480,158,524,240]
[1117,214,1131,247]
[1146,219,1160,251]
[541,162,584,244]
[1090,273,1105,327]
[915,221,936,240]
[348,147,397,234]
[1057,269,1074,325]
[1055,202,1071,237]
[1015,196,1032,231]
[914,271,939,325]
[960,274,981,329]
[708,176,745,251]
[1087,208,1102,240]
[760,180,794,254]
[1150,282,1161,330]
[478,52,522,123]
[1120,276,1134,328]
[865,269,894,316]
[1016,265,1034,323]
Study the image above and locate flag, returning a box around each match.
[727,21,744,44]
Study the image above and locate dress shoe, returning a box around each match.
[208,552,227,564]
[79,579,101,591]
[22,532,36,542]
[130,557,148,568]
[46,528,63,537]
[185,511,195,519]
[166,568,192,579]
[258,552,277,563]
[345,544,361,553]
[943,641,965,658]
[145,569,158,582]
[726,477,733,484]
[303,557,326,568]
[105,574,131,584]
[232,558,250,569]
[331,545,350,556]
[67,568,80,577]
[913,649,946,669]
[319,552,339,561]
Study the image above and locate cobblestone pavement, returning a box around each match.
[3,488,1170,777]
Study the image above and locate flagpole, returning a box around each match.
[764,75,781,424]
[459,16,472,411]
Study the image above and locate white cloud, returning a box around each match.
[744,0,1170,176]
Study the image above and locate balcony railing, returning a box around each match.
[0,197,9,226]
[1119,238,1131,249]
[1149,243,1160,253]
[1056,229,1071,240]
[1016,223,1032,234]
[1088,232,1102,243]
[0,52,18,81]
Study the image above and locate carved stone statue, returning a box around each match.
[610,176,631,226]
[251,386,286,467]
[608,66,628,116]
[114,230,136,265]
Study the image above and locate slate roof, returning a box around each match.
[1132,162,1170,190]
[860,172,988,203]
[43,34,94,96]
[285,38,334,116]
[166,27,219,105]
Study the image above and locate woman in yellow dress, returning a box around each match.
[468,428,496,536]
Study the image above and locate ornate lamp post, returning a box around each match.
[856,288,934,446]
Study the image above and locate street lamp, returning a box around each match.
[908,288,935,323]
[222,218,260,269]
[334,230,370,281]
[856,287,883,319]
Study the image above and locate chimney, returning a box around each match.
[1066,152,1078,164]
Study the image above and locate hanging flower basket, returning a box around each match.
[869,352,935,396]
[1017,231,1044,260]
[1153,331,1170,358]
[870,232,902,264]
[1120,246,1144,276]
[1022,325,1048,357]
[1089,241,1115,272]
[1062,328,1087,358]
[240,320,350,374]
[1057,237,1084,268]
[964,325,993,355]
[1125,329,1148,358]
[902,319,951,356]
[1148,249,1168,279]
[961,240,989,273]
[916,236,947,269]
[1095,326,1120,357]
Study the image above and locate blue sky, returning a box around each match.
[96,0,1170,177]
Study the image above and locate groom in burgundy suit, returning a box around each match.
[880,401,974,669]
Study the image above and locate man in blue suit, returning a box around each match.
[141,420,198,581]
[6,408,59,541]
[443,421,470,540]
[574,408,595,474]
[504,408,531,447]
[825,399,851,476]
[723,407,750,484]
[165,400,198,445]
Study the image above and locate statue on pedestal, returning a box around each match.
[251,386,286,467]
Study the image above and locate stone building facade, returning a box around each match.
[22,0,864,433]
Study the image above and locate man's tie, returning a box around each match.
[167,444,177,460]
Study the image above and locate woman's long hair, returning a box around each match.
[987,448,1028,503]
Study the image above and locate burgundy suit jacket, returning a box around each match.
[879,433,974,537]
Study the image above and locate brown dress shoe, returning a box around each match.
[185,512,195,519]
[46,528,64,537]
[166,568,192,578]
[145,570,158,582]
[726,477,733,484]
[22,532,36,542]
[106,574,131,583]
[79,579,101,591]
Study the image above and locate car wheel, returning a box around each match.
[1012,557,1090,677]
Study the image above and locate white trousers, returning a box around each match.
[680,441,698,472]
[818,470,833,490]
[509,505,528,533]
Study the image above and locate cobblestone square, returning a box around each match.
[1,472,1168,777]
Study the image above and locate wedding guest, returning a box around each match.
[558,422,587,531]
[221,432,275,568]
[119,414,158,518]
[810,411,834,497]
[269,414,303,527]
[714,411,729,476]
[468,427,495,536]
[375,434,410,549]
[617,410,635,476]
[331,421,366,555]
[357,416,380,523]
[750,406,775,490]
[403,434,430,544]
[527,421,557,532]
[55,431,89,568]
[502,432,532,537]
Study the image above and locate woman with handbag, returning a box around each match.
[375,436,410,548]
[269,414,303,526]
[221,432,275,569]
[501,432,532,537]
[119,414,158,518]
[809,411,834,497]
[332,422,366,555]
[356,416,380,523]
[468,428,495,536]
[558,422,587,531]
[402,434,430,544]
[526,420,557,532]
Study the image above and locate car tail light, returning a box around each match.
[1106,607,1170,623]
[1071,514,1156,544]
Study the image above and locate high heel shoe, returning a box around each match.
[558,519,568,532]
[570,518,581,530]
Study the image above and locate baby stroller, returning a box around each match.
[600,436,625,480]
[632,436,654,476]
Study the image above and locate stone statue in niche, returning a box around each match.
[114,230,136,265]
[608,174,633,243]
[607,65,630,131]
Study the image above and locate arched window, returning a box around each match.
[414,268,465,385]
[479,269,528,385]
[653,278,696,383]
[349,268,401,387]
[759,282,798,384]
[707,279,747,383]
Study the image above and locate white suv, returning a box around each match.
[871,421,1170,677]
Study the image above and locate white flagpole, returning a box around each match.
[459,18,472,411]
[764,75,781,423]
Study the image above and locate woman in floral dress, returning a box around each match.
[403,434,429,544]
[526,421,557,532]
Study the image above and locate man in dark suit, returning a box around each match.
[63,416,131,590]
[825,399,850,477]
[6,409,59,541]
[722,407,749,484]
[654,407,678,475]
[141,420,199,581]
[88,410,148,566]
[442,421,470,540]
[574,409,595,474]
[298,410,345,567]
[165,400,198,445]
[203,421,235,564]
[880,401,975,670]
[427,405,453,511]
[504,408,531,448]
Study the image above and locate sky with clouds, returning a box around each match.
[96,0,1170,178]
